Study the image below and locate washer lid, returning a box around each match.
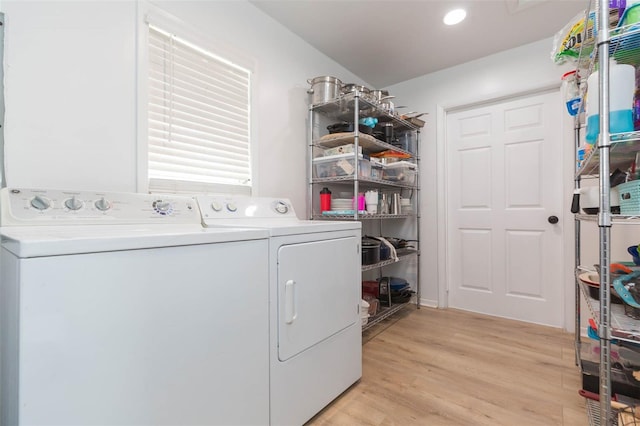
[1,225,269,258]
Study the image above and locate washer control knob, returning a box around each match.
[274,201,289,214]
[94,197,111,211]
[64,196,83,211]
[211,201,223,212]
[30,195,51,211]
[226,202,237,212]
[153,200,173,215]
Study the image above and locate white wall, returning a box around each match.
[387,39,578,330]
[0,0,365,214]
[3,1,138,192]
[1,0,605,331]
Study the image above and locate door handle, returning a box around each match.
[548,215,559,224]
[285,279,297,324]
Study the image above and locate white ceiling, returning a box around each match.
[250,0,588,88]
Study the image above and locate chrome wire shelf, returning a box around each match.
[573,3,640,424]
[576,133,640,178]
[311,175,418,189]
[586,399,619,426]
[308,83,423,331]
[312,213,415,220]
[362,302,410,332]
[577,12,640,71]
[578,279,640,344]
[309,92,420,131]
[608,21,640,68]
[361,249,419,272]
[576,214,640,223]
[312,132,416,158]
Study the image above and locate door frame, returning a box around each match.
[435,83,577,331]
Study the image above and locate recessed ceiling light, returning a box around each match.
[443,8,466,25]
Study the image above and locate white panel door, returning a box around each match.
[446,90,564,326]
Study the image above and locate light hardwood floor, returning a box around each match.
[308,307,587,425]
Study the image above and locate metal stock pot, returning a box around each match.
[362,237,381,265]
[341,84,373,102]
[307,76,342,105]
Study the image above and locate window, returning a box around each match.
[146,23,252,195]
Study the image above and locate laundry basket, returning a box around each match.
[618,180,640,215]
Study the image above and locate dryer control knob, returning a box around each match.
[211,201,223,212]
[30,195,51,211]
[274,201,289,214]
[153,200,173,215]
[94,197,111,211]
[226,202,237,212]
[64,196,83,211]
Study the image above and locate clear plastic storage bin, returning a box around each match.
[371,161,384,180]
[383,161,417,185]
[313,153,371,179]
[322,143,362,157]
[394,130,417,154]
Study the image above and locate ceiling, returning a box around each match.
[250,0,587,88]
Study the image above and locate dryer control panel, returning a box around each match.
[196,196,297,220]
[0,188,201,226]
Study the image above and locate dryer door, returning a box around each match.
[277,236,359,361]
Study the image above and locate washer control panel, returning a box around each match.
[196,196,296,220]
[1,188,201,226]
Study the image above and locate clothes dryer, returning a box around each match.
[196,195,362,426]
[0,188,270,426]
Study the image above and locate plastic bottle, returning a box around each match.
[319,187,331,212]
[577,143,587,169]
[634,67,640,130]
[561,70,581,116]
[611,0,627,18]
[586,59,636,143]
[633,86,640,130]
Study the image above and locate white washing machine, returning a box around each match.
[196,195,362,426]
[0,188,271,426]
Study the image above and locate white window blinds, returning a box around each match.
[148,25,252,195]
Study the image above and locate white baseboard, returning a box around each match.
[419,298,438,308]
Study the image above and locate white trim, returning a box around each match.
[437,82,572,329]
[136,0,149,193]
[419,298,439,309]
[443,82,560,113]
[436,104,448,308]
[561,94,578,334]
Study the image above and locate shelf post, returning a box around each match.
[353,93,360,221]
[307,105,314,220]
[416,128,421,309]
[574,128,582,367]
[596,0,613,422]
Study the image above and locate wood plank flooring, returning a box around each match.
[307,307,586,425]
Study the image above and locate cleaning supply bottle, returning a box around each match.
[586,59,636,143]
